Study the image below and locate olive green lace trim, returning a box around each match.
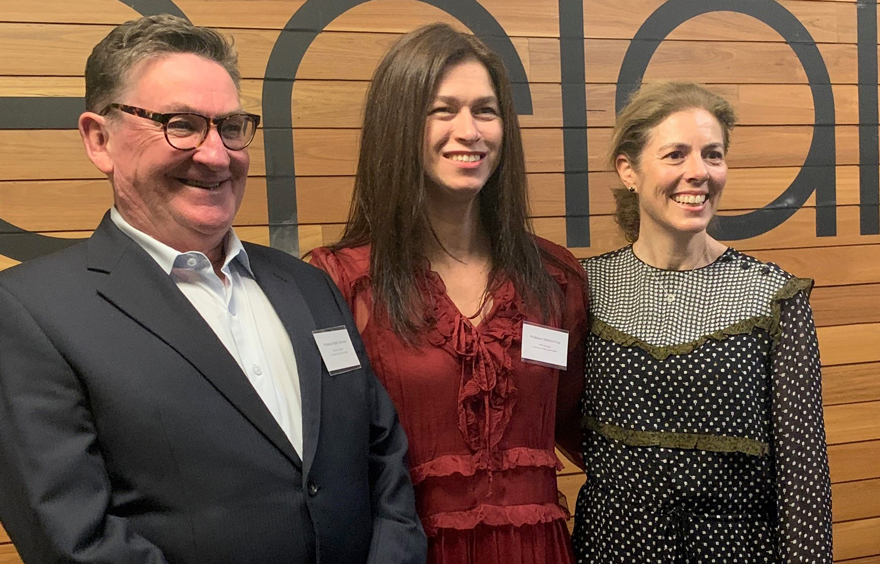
[767,276,814,344]
[583,416,769,457]
[591,275,814,361]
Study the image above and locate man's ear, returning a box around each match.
[78,112,114,175]
[615,154,637,191]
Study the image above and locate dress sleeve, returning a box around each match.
[770,286,833,563]
[549,246,589,470]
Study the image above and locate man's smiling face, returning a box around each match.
[105,52,249,254]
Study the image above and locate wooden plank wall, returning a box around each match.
[0,0,878,561]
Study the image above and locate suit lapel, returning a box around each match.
[248,251,323,478]
[87,216,302,468]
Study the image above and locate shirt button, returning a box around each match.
[186,256,198,267]
[307,481,319,496]
[252,365,263,376]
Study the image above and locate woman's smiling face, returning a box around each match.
[617,107,728,239]
[422,59,503,202]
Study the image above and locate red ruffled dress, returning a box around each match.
[311,238,588,564]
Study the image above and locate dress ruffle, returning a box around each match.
[423,269,526,457]
[410,447,562,486]
[422,502,569,537]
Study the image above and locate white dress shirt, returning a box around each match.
[110,208,303,455]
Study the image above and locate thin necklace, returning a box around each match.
[662,270,689,303]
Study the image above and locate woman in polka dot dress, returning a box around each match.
[572,82,832,563]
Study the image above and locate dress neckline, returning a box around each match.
[628,244,733,273]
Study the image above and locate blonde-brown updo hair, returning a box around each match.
[609,82,737,242]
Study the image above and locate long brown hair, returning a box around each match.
[330,23,561,337]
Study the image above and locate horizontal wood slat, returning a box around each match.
[818,325,880,367]
[823,363,880,406]
[2,24,877,85]
[811,285,880,328]
[0,543,21,564]
[5,80,867,129]
[1,0,856,39]
[834,517,880,561]
[735,246,880,289]
[0,256,19,271]
[585,39,858,84]
[835,556,880,564]
[584,0,857,43]
[0,0,560,37]
[824,401,880,445]
[829,441,880,484]
[833,479,880,522]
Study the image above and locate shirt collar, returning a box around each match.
[109,207,253,276]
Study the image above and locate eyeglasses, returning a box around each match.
[102,103,261,151]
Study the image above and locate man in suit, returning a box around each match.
[0,14,426,564]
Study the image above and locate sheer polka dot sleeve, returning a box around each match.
[771,289,833,563]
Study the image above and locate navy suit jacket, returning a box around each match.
[0,214,426,564]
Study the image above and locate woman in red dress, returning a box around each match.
[310,23,588,564]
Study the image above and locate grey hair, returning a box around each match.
[84,14,240,113]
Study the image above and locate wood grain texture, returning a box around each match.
[0,0,563,37]
[835,556,880,564]
[833,479,880,523]
[829,441,880,484]
[0,256,20,271]
[812,285,880,328]
[278,82,866,129]
[825,401,880,445]
[818,325,880,366]
[724,246,880,289]
[584,40,858,85]
[833,517,880,561]
[583,0,856,43]
[7,79,862,130]
[0,544,20,564]
[823,363,880,406]
[0,24,873,85]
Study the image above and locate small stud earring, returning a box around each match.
[628,186,636,193]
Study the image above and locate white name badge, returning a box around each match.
[312,326,362,376]
[520,321,569,370]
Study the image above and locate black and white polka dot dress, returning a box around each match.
[572,246,832,563]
